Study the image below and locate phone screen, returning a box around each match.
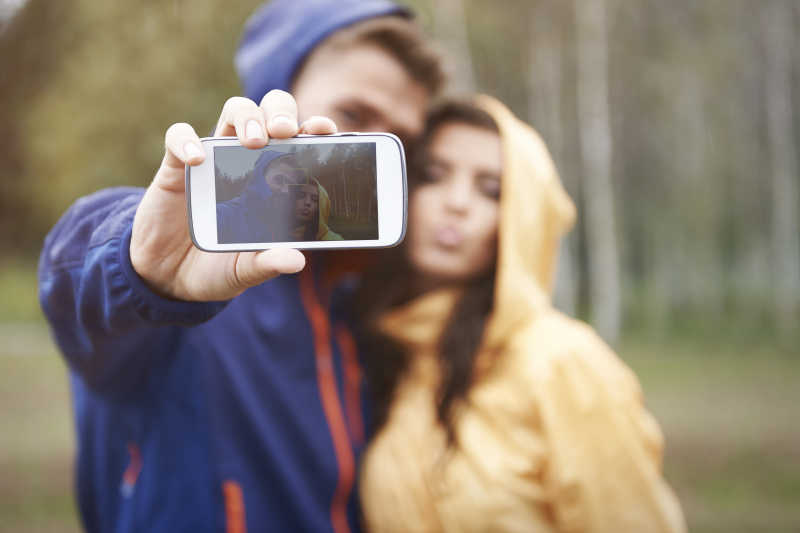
[213,143,378,243]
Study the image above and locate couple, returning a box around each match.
[38,0,685,532]
[216,152,343,243]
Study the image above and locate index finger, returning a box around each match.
[260,89,299,139]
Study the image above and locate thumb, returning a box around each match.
[232,249,306,290]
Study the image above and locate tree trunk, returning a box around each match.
[575,0,621,343]
[341,167,349,218]
[433,0,476,92]
[529,2,578,316]
[763,0,800,331]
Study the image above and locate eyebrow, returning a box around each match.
[476,170,501,180]
[426,155,451,169]
[343,98,416,142]
[429,154,500,179]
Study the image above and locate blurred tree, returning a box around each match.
[528,0,579,316]
[762,0,800,333]
[575,0,621,343]
[0,0,77,255]
[433,0,475,93]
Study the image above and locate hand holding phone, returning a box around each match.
[130,92,339,302]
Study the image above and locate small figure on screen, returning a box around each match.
[286,180,343,241]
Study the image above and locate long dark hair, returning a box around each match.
[284,184,320,241]
[303,201,319,241]
[355,100,500,445]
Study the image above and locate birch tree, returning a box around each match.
[433,0,476,92]
[575,0,621,342]
[529,2,578,316]
[763,0,800,331]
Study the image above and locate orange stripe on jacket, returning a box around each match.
[223,480,247,533]
[299,268,355,533]
[335,325,365,447]
[121,442,142,491]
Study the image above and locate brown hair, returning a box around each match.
[293,16,446,96]
[356,99,500,445]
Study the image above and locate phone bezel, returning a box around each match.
[186,133,407,251]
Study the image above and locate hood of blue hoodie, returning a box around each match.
[243,150,291,204]
[235,0,411,103]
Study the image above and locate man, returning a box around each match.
[38,1,443,531]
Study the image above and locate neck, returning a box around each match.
[292,225,306,240]
[409,273,462,301]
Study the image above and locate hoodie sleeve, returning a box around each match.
[216,193,249,243]
[38,187,228,397]
[528,321,687,533]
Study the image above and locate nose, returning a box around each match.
[443,175,471,214]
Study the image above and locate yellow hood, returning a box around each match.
[474,95,576,351]
[314,180,343,241]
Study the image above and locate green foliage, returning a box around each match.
[1,0,263,255]
[0,261,42,322]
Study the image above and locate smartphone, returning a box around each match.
[186,133,406,251]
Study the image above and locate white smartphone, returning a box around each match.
[186,133,406,251]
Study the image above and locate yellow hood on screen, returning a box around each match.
[314,180,343,241]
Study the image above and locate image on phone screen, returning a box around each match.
[213,143,378,243]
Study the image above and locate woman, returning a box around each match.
[356,96,686,532]
[287,179,343,241]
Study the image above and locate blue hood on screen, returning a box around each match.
[235,0,411,103]
[245,149,289,202]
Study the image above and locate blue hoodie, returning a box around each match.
[38,1,410,532]
[216,150,286,243]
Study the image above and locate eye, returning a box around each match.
[477,176,501,200]
[421,162,447,183]
[335,107,362,129]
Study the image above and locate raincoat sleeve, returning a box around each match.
[530,324,687,533]
[38,187,228,397]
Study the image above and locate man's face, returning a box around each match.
[292,44,430,146]
[263,159,305,194]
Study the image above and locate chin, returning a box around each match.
[410,251,474,284]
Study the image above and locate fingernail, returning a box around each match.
[270,115,296,130]
[184,142,203,160]
[245,120,264,140]
[285,254,306,273]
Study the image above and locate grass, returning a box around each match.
[619,335,800,532]
[0,331,79,533]
[0,321,798,532]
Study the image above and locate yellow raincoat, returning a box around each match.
[359,96,687,533]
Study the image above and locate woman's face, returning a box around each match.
[406,122,502,284]
[293,184,319,223]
